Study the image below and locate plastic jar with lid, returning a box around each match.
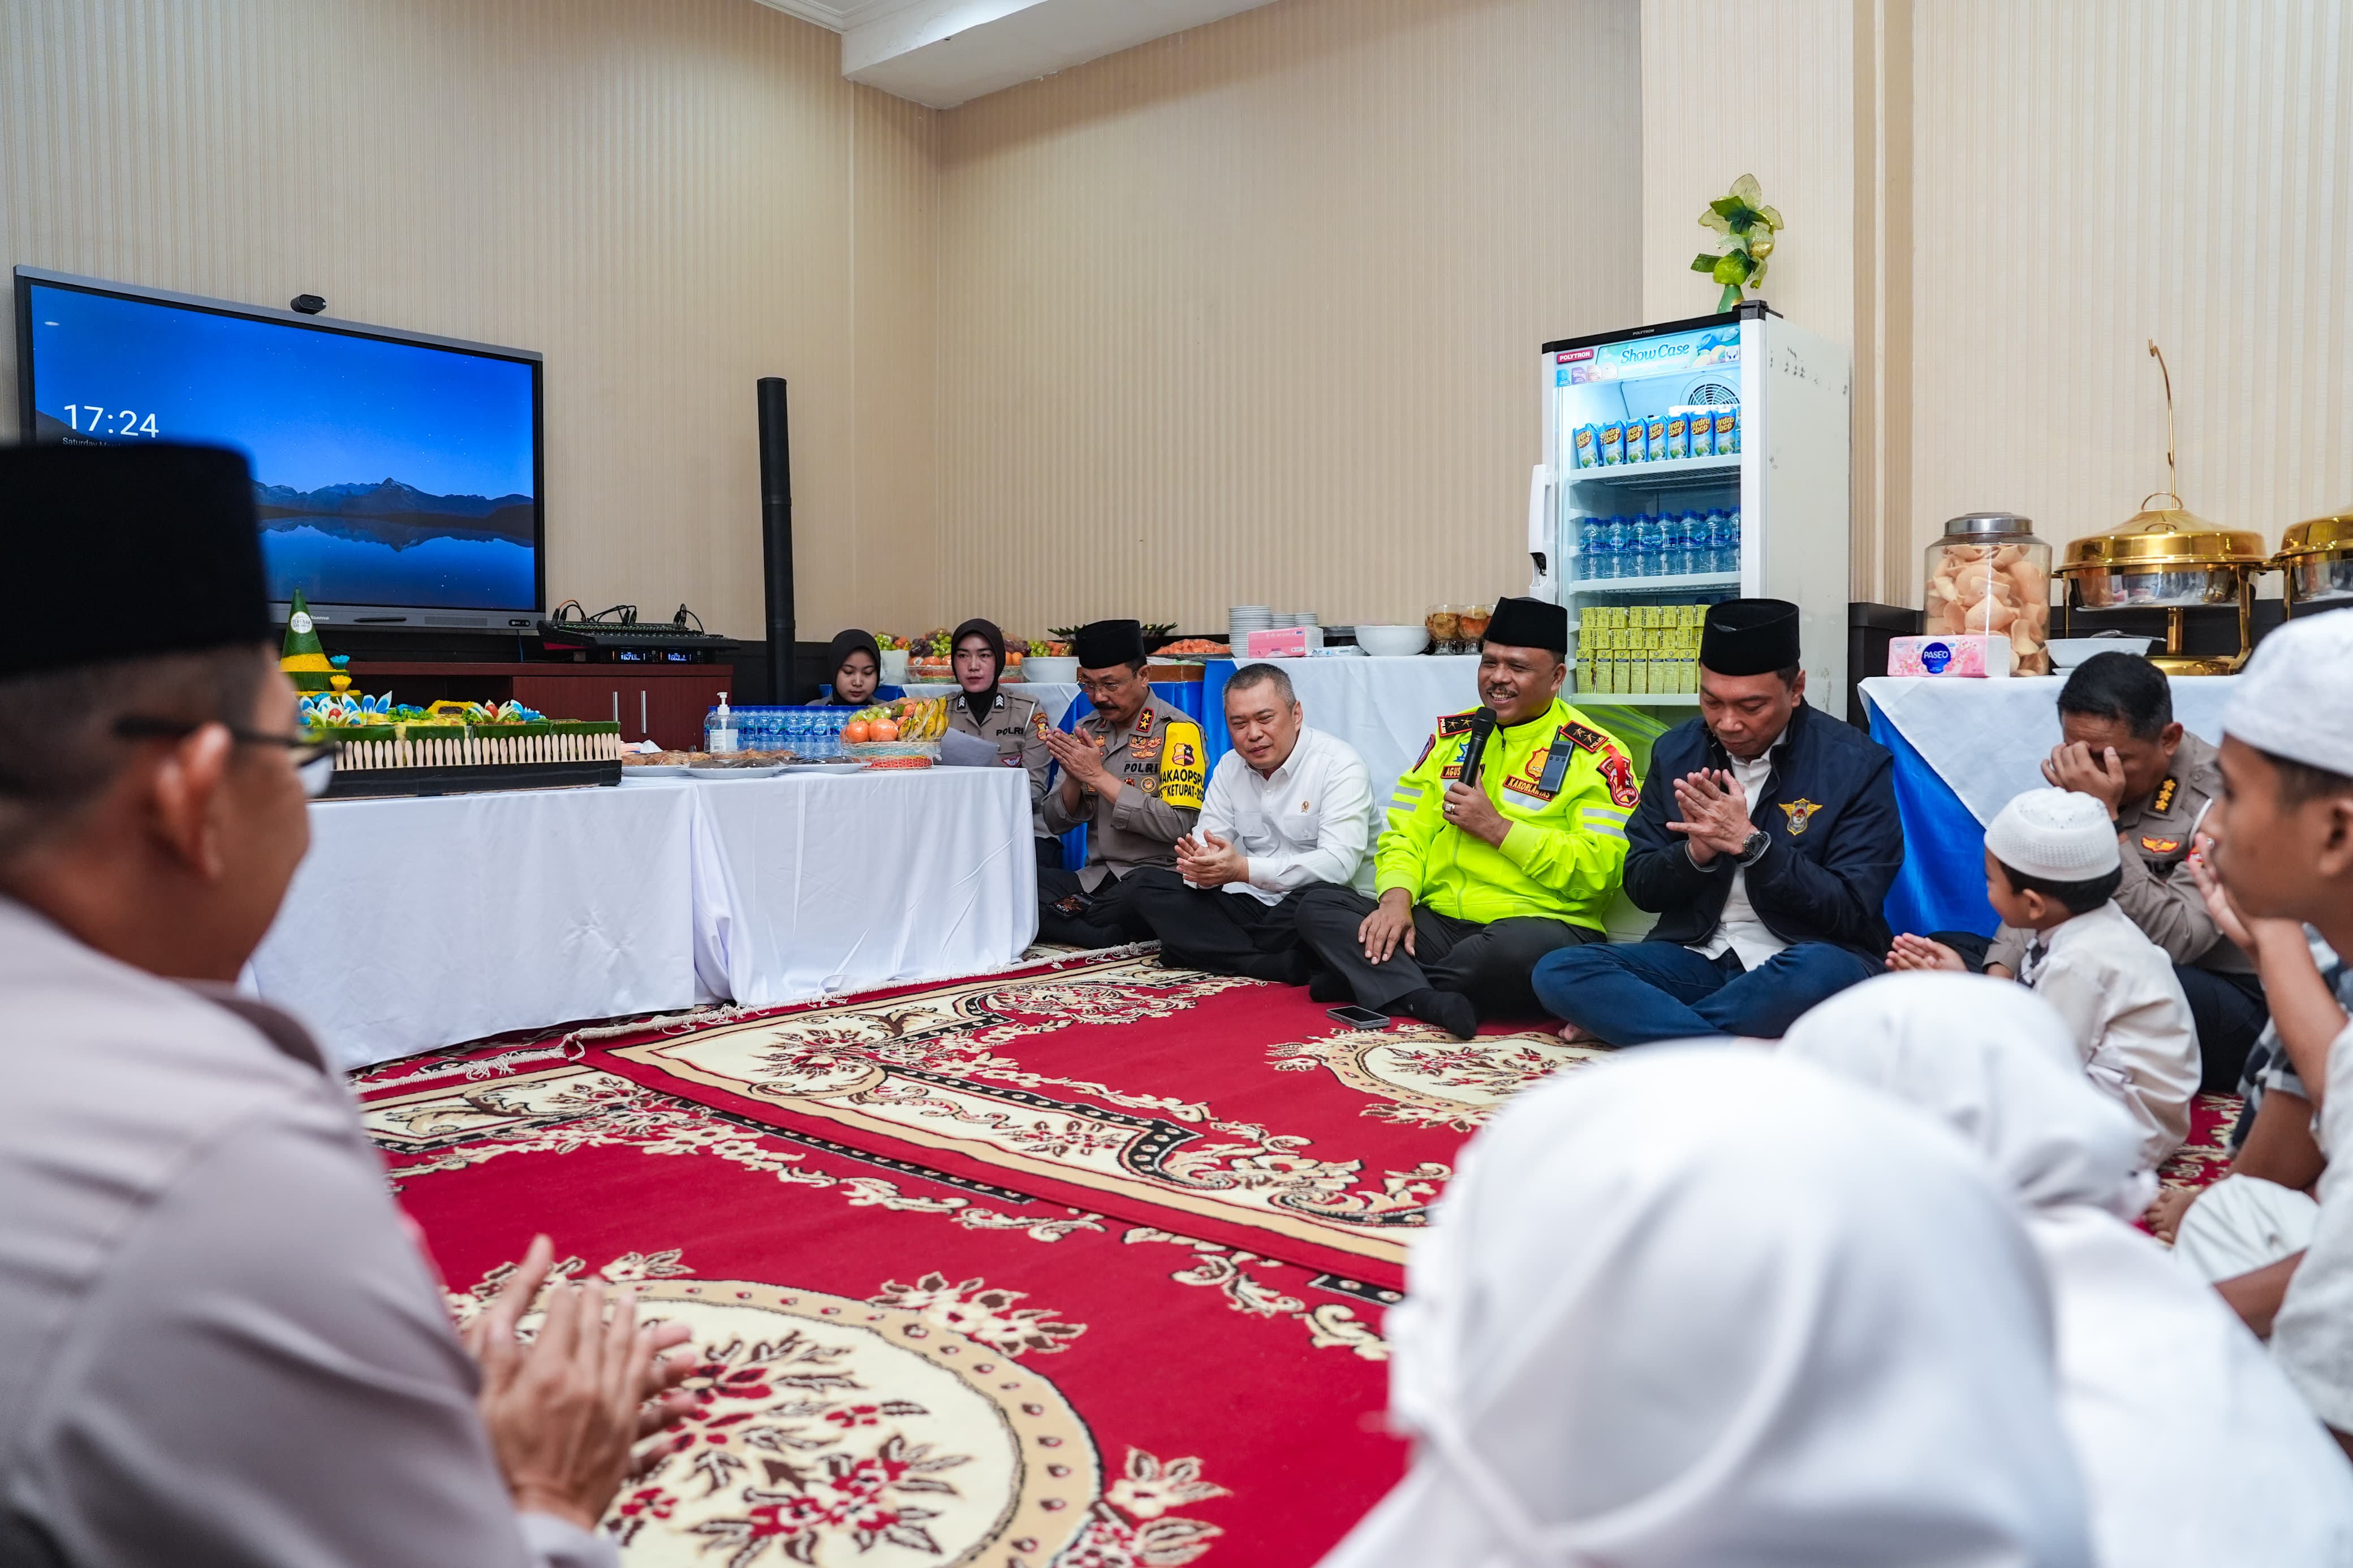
[1924,512,2052,675]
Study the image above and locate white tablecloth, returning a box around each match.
[249,784,705,1073]
[1860,675,2239,824]
[900,681,1081,727]
[248,768,1037,1069]
[687,767,1036,1008]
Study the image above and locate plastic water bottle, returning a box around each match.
[1714,508,1742,574]
[1579,517,1606,581]
[1635,514,1666,578]
[1660,512,1689,577]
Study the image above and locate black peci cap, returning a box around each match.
[1700,598,1803,676]
[1481,595,1569,655]
[1074,619,1147,668]
[0,443,271,680]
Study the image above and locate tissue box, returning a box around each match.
[1245,627,1322,659]
[1889,634,2014,679]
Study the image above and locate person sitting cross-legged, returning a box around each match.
[1124,662,1375,983]
[1531,599,1903,1046]
[1294,597,1633,1040]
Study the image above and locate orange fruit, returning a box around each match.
[871,719,900,742]
[843,720,872,744]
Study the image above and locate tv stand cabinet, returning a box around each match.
[344,662,731,752]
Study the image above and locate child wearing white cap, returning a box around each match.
[2202,607,2353,1450]
[1979,787,2199,1167]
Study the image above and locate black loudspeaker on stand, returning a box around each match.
[757,377,799,703]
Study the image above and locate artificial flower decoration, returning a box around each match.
[1692,174,1783,310]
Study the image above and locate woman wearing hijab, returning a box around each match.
[945,618,1058,869]
[820,629,904,707]
[1782,973,2353,1567]
[1321,1045,2095,1568]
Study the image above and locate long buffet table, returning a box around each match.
[1860,674,2238,939]
[247,766,1036,1072]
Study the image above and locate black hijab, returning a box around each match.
[825,628,883,706]
[951,617,1006,727]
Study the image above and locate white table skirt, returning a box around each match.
[1860,675,2239,824]
[687,767,1036,1008]
[248,767,1037,1070]
[248,784,706,1073]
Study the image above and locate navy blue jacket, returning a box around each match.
[1624,702,1902,961]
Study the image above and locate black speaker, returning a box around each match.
[756,377,798,703]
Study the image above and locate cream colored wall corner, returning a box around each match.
[0,0,941,638]
[934,0,1645,637]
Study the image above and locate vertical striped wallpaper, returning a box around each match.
[1906,0,2353,577]
[933,0,1644,637]
[0,0,940,640]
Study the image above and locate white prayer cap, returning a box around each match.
[1985,788,2121,881]
[1317,1045,2093,1568]
[2224,608,2353,777]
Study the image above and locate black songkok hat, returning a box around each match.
[1074,619,1147,669]
[0,443,270,680]
[1481,596,1569,655]
[1700,598,1803,676]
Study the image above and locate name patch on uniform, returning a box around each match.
[2141,835,2181,854]
[1599,751,1639,809]
[2152,776,2179,814]
[1503,771,1555,802]
[1780,798,1823,835]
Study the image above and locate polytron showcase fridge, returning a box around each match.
[1528,301,1852,716]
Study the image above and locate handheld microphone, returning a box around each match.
[1457,707,1499,794]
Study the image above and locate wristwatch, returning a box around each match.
[1736,828,1771,866]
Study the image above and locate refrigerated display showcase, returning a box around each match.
[1527,302,1853,716]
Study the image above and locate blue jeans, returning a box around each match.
[1530,940,1876,1046]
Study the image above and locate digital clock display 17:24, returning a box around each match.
[55,406,160,438]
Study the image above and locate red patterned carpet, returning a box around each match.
[355,954,2244,1565]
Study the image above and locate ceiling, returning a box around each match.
[755,0,1279,108]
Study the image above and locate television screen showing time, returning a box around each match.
[14,269,543,620]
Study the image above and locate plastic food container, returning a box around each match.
[1923,512,2052,675]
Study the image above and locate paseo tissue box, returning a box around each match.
[1244,627,1322,659]
[1889,633,2015,678]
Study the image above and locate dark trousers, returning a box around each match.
[1531,939,1876,1046]
[1933,930,2267,1095]
[1037,867,1156,949]
[1292,884,1599,1018]
[1121,867,1311,984]
[1035,836,1067,871]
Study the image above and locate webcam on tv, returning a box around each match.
[289,293,326,316]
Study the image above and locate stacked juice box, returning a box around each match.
[1572,406,1740,469]
[1577,603,1708,697]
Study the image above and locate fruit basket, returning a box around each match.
[841,741,940,761]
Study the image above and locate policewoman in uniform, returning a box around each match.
[944,617,1057,869]
[1037,619,1206,947]
[1295,596,1633,1039]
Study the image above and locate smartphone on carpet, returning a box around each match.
[1327,1005,1392,1029]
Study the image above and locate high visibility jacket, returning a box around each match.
[1375,697,1637,930]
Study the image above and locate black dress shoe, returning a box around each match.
[1397,987,1478,1041]
[1308,970,1354,1004]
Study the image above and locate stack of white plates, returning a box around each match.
[1229,604,1272,647]
[1273,611,1320,629]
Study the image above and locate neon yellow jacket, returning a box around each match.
[1374,697,1637,930]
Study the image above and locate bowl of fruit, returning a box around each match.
[877,634,912,683]
[839,695,948,765]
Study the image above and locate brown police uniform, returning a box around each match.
[1036,701,1206,947]
[1985,729,2262,1090]
[946,689,1054,840]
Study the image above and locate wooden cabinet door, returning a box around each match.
[645,674,729,751]
[514,675,631,732]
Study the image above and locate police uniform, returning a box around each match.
[1295,675,1632,1021]
[946,688,1056,861]
[1984,728,2262,1091]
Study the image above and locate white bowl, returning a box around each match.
[2046,637,2157,669]
[1024,655,1079,683]
[1354,624,1432,657]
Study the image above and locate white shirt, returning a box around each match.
[1193,724,1375,905]
[2019,900,2200,1168]
[1697,749,1789,970]
[2274,1016,2353,1432]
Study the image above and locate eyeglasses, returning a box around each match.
[114,716,341,798]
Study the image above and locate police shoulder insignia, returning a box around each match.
[2151,776,2179,814]
[1779,799,1823,835]
[1561,721,1609,753]
[1437,712,1476,737]
[1413,735,1436,770]
[2141,835,2181,855]
[1599,751,1639,809]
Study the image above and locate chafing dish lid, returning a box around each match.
[2061,496,2266,574]
[2278,510,2353,560]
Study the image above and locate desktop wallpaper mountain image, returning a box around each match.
[252,478,536,551]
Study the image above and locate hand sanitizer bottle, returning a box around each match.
[706,693,739,754]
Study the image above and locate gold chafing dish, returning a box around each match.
[2058,496,2270,675]
[2277,509,2353,614]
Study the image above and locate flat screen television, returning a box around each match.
[14,267,544,630]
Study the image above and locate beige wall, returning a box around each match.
[934,0,1644,638]
[0,0,938,639]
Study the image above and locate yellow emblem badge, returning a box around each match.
[2152,776,2179,814]
[1779,799,1823,835]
